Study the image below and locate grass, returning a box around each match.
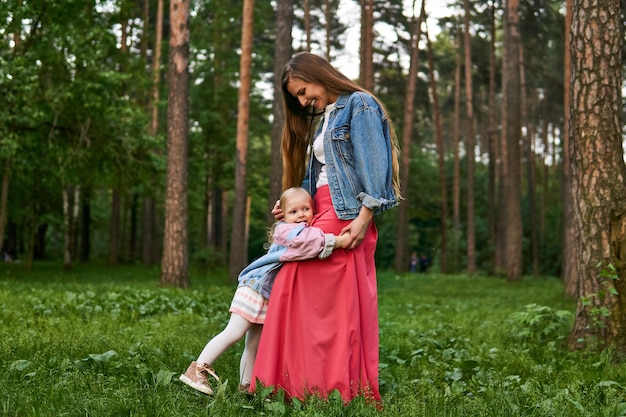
[1,261,626,416]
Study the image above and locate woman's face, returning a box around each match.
[286,78,337,111]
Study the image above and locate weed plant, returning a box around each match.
[1,262,625,416]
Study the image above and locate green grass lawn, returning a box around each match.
[1,262,625,416]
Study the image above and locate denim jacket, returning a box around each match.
[237,222,336,299]
[302,92,399,220]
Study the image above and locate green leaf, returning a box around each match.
[88,350,117,365]
[9,359,32,372]
[155,369,176,387]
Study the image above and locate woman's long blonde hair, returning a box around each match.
[279,52,401,200]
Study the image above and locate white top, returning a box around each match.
[313,102,336,188]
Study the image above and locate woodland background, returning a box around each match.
[1,0,625,322]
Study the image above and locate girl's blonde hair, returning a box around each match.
[279,52,401,200]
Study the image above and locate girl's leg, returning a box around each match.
[239,323,263,387]
[197,313,252,366]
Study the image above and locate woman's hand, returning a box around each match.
[339,207,373,249]
[271,200,284,221]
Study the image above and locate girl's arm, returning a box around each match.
[274,224,344,261]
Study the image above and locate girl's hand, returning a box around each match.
[271,200,284,221]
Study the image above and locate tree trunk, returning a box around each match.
[394,0,425,272]
[463,0,476,275]
[108,188,121,266]
[129,193,138,263]
[80,188,90,262]
[562,0,578,296]
[142,0,163,267]
[567,0,626,351]
[487,0,498,275]
[304,0,311,51]
[268,0,293,226]
[161,0,190,287]
[426,30,448,274]
[228,0,254,282]
[324,0,331,60]
[452,31,462,273]
[519,44,539,277]
[359,0,374,90]
[142,198,156,265]
[0,158,11,254]
[500,0,523,281]
[63,185,79,271]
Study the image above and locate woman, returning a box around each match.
[250,52,401,405]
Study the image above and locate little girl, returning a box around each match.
[179,187,348,395]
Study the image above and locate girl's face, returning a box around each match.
[282,193,314,225]
[286,78,338,111]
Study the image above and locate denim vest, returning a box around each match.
[302,92,399,220]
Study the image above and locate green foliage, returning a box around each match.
[1,263,625,416]
[506,303,573,356]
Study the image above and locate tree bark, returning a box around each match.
[268,0,293,226]
[228,0,254,282]
[452,31,462,273]
[567,0,626,351]
[161,0,190,287]
[463,0,476,274]
[142,0,163,267]
[487,0,497,275]
[426,29,448,274]
[359,0,374,90]
[562,0,578,296]
[394,0,425,272]
[108,188,121,266]
[502,0,522,281]
[0,158,11,254]
[80,188,91,262]
[519,44,539,277]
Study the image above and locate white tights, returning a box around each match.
[196,313,262,385]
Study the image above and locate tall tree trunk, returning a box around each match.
[161,0,190,287]
[63,186,79,271]
[567,0,626,351]
[0,158,11,254]
[324,0,331,60]
[1,19,18,257]
[268,0,293,226]
[80,188,91,262]
[142,0,163,267]
[304,0,311,51]
[394,0,425,272]
[487,0,498,275]
[463,0,476,274]
[519,44,538,277]
[228,0,254,282]
[426,29,448,274]
[129,193,138,262]
[108,188,121,266]
[359,0,374,90]
[562,0,578,296]
[502,0,522,281]
[452,31,462,273]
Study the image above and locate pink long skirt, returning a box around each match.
[250,185,381,404]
